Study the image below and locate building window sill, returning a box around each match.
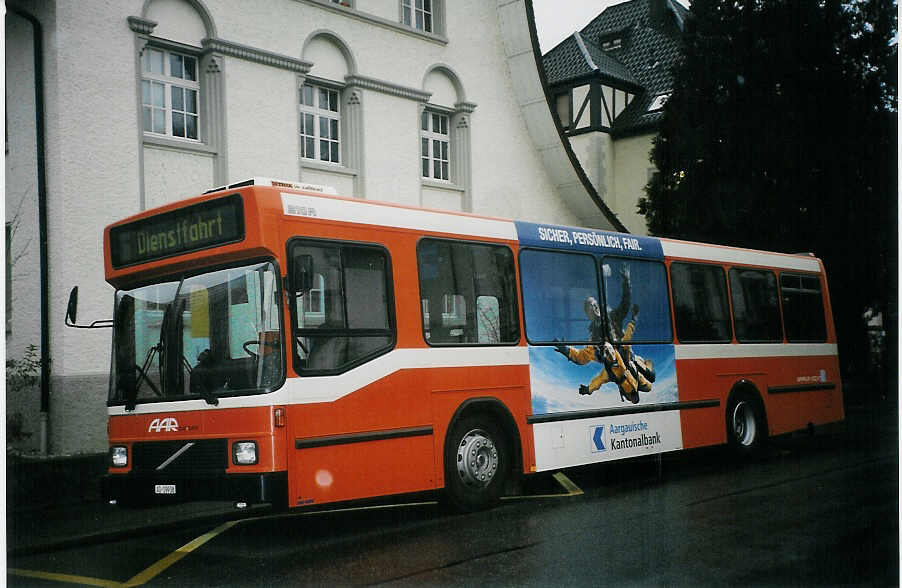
[421,179,463,193]
[143,134,218,155]
[301,159,358,178]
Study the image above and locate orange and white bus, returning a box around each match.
[86,178,842,511]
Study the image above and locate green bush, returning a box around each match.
[7,344,43,444]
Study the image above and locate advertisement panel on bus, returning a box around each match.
[515,221,682,470]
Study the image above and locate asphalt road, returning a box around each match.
[9,401,898,586]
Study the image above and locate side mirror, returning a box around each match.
[290,254,314,295]
[66,287,79,326]
[64,285,113,329]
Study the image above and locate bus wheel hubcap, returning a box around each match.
[733,402,756,446]
[456,429,498,488]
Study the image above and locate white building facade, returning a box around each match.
[5,0,620,454]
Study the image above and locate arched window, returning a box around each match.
[300,32,362,195]
[420,65,475,209]
[129,0,226,193]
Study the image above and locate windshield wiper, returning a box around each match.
[133,345,162,398]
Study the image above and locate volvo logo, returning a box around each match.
[148,417,179,432]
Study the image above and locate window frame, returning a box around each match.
[299,82,342,165]
[416,237,520,347]
[401,0,435,33]
[599,255,673,345]
[286,237,397,376]
[669,261,734,344]
[420,109,450,181]
[141,46,201,142]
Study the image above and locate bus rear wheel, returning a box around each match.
[727,394,765,455]
[444,415,509,512]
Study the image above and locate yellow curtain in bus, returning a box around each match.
[189,289,209,338]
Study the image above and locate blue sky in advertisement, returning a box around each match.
[530,344,678,414]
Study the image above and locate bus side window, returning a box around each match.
[780,273,827,342]
[730,268,782,342]
[670,262,732,343]
[289,242,394,373]
[416,239,519,345]
[519,249,598,344]
[600,258,672,344]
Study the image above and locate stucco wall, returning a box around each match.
[421,185,464,211]
[143,146,215,209]
[569,131,616,217]
[5,11,43,363]
[362,91,422,206]
[354,0,397,23]
[613,133,655,235]
[569,133,603,198]
[567,130,654,236]
[225,57,299,182]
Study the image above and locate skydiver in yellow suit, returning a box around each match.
[554,265,655,404]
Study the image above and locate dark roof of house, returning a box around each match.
[542,0,686,135]
[543,33,641,89]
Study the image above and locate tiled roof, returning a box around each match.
[543,35,596,86]
[611,93,666,135]
[542,0,686,134]
[601,19,682,96]
[543,32,640,88]
[580,35,641,88]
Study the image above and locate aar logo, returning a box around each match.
[148,417,179,433]
[591,425,607,453]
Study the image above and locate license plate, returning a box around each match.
[154,484,176,495]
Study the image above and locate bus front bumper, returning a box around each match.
[102,471,288,506]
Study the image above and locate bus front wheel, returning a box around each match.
[444,415,509,512]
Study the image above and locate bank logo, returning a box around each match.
[148,417,179,433]
[591,425,606,453]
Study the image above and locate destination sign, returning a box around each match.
[110,194,244,268]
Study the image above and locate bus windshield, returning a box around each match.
[110,260,283,408]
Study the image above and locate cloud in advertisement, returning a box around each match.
[530,344,678,414]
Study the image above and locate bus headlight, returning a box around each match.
[232,441,258,465]
[110,446,128,468]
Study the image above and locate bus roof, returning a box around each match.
[104,179,823,284]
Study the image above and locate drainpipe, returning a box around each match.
[10,7,51,455]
